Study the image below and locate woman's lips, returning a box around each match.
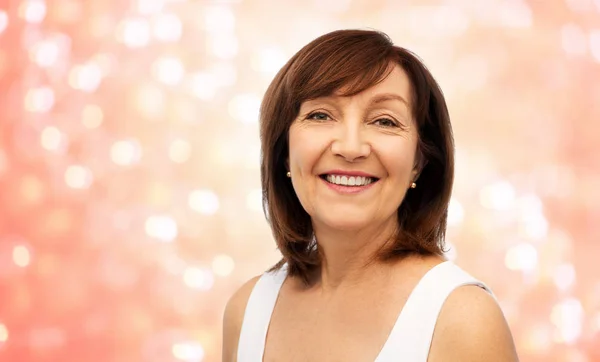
[320,176,378,194]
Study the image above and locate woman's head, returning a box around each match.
[260,29,454,281]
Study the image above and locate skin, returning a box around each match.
[222,65,519,362]
[287,64,420,290]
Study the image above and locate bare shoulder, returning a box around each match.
[428,285,519,362]
[222,275,262,362]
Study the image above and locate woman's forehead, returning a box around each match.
[301,67,413,108]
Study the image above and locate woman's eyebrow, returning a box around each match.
[369,93,409,107]
[302,93,410,110]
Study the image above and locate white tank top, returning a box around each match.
[237,261,493,362]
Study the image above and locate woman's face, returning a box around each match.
[288,65,420,233]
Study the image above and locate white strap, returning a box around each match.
[237,265,287,362]
[375,261,492,362]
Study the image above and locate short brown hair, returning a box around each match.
[259,29,454,284]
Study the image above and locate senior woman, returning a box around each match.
[222,29,519,362]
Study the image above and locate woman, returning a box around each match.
[223,29,519,361]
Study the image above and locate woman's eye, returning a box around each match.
[307,112,331,121]
[373,118,398,127]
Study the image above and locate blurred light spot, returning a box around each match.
[447,198,464,227]
[89,14,115,38]
[183,267,214,290]
[29,327,66,349]
[592,313,600,333]
[245,188,263,212]
[312,0,351,12]
[110,139,142,166]
[111,210,133,232]
[590,29,600,63]
[207,34,238,59]
[0,11,8,34]
[69,63,102,92]
[523,325,552,353]
[42,208,73,237]
[242,144,261,169]
[117,18,151,48]
[505,243,538,272]
[30,40,60,67]
[212,254,235,277]
[64,165,92,189]
[161,253,187,275]
[566,350,589,362]
[19,0,46,23]
[169,139,191,163]
[19,175,45,205]
[517,194,543,214]
[407,6,470,37]
[533,164,576,198]
[209,62,237,88]
[172,341,205,361]
[145,215,178,242]
[97,256,139,290]
[12,245,31,267]
[521,212,549,240]
[498,1,532,28]
[152,56,185,86]
[0,149,7,176]
[551,298,583,344]
[136,0,165,14]
[153,13,182,42]
[90,53,116,76]
[251,47,287,76]
[228,93,260,124]
[435,6,470,35]
[561,24,587,55]
[455,55,488,90]
[204,6,235,33]
[0,323,7,343]
[172,99,197,124]
[553,263,576,292]
[81,104,104,129]
[188,189,219,215]
[24,86,54,113]
[53,0,82,23]
[135,84,166,118]
[40,126,65,151]
[32,255,50,277]
[517,194,548,240]
[566,0,594,12]
[145,182,172,207]
[190,72,217,100]
[480,180,515,210]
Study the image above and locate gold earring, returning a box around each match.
[286,171,291,178]
[411,182,416,189]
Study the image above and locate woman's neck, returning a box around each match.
[310,218,399,293]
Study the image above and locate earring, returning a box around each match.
[411,182,417,189]
[286,171,291,178]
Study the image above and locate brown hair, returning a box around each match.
[259,29,454,284]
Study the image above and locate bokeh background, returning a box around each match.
[0,0,599,361]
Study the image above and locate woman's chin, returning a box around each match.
[315,214,373,232]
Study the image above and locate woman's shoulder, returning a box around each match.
[427,283,519,361]
[222,275,262,362]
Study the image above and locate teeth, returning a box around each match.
[325,175,374,186]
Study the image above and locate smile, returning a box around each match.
[322,174,375,186]
[319,174,379,194]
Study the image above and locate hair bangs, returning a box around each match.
[287,31,396,105]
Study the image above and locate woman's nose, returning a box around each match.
[330,124,371,162]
